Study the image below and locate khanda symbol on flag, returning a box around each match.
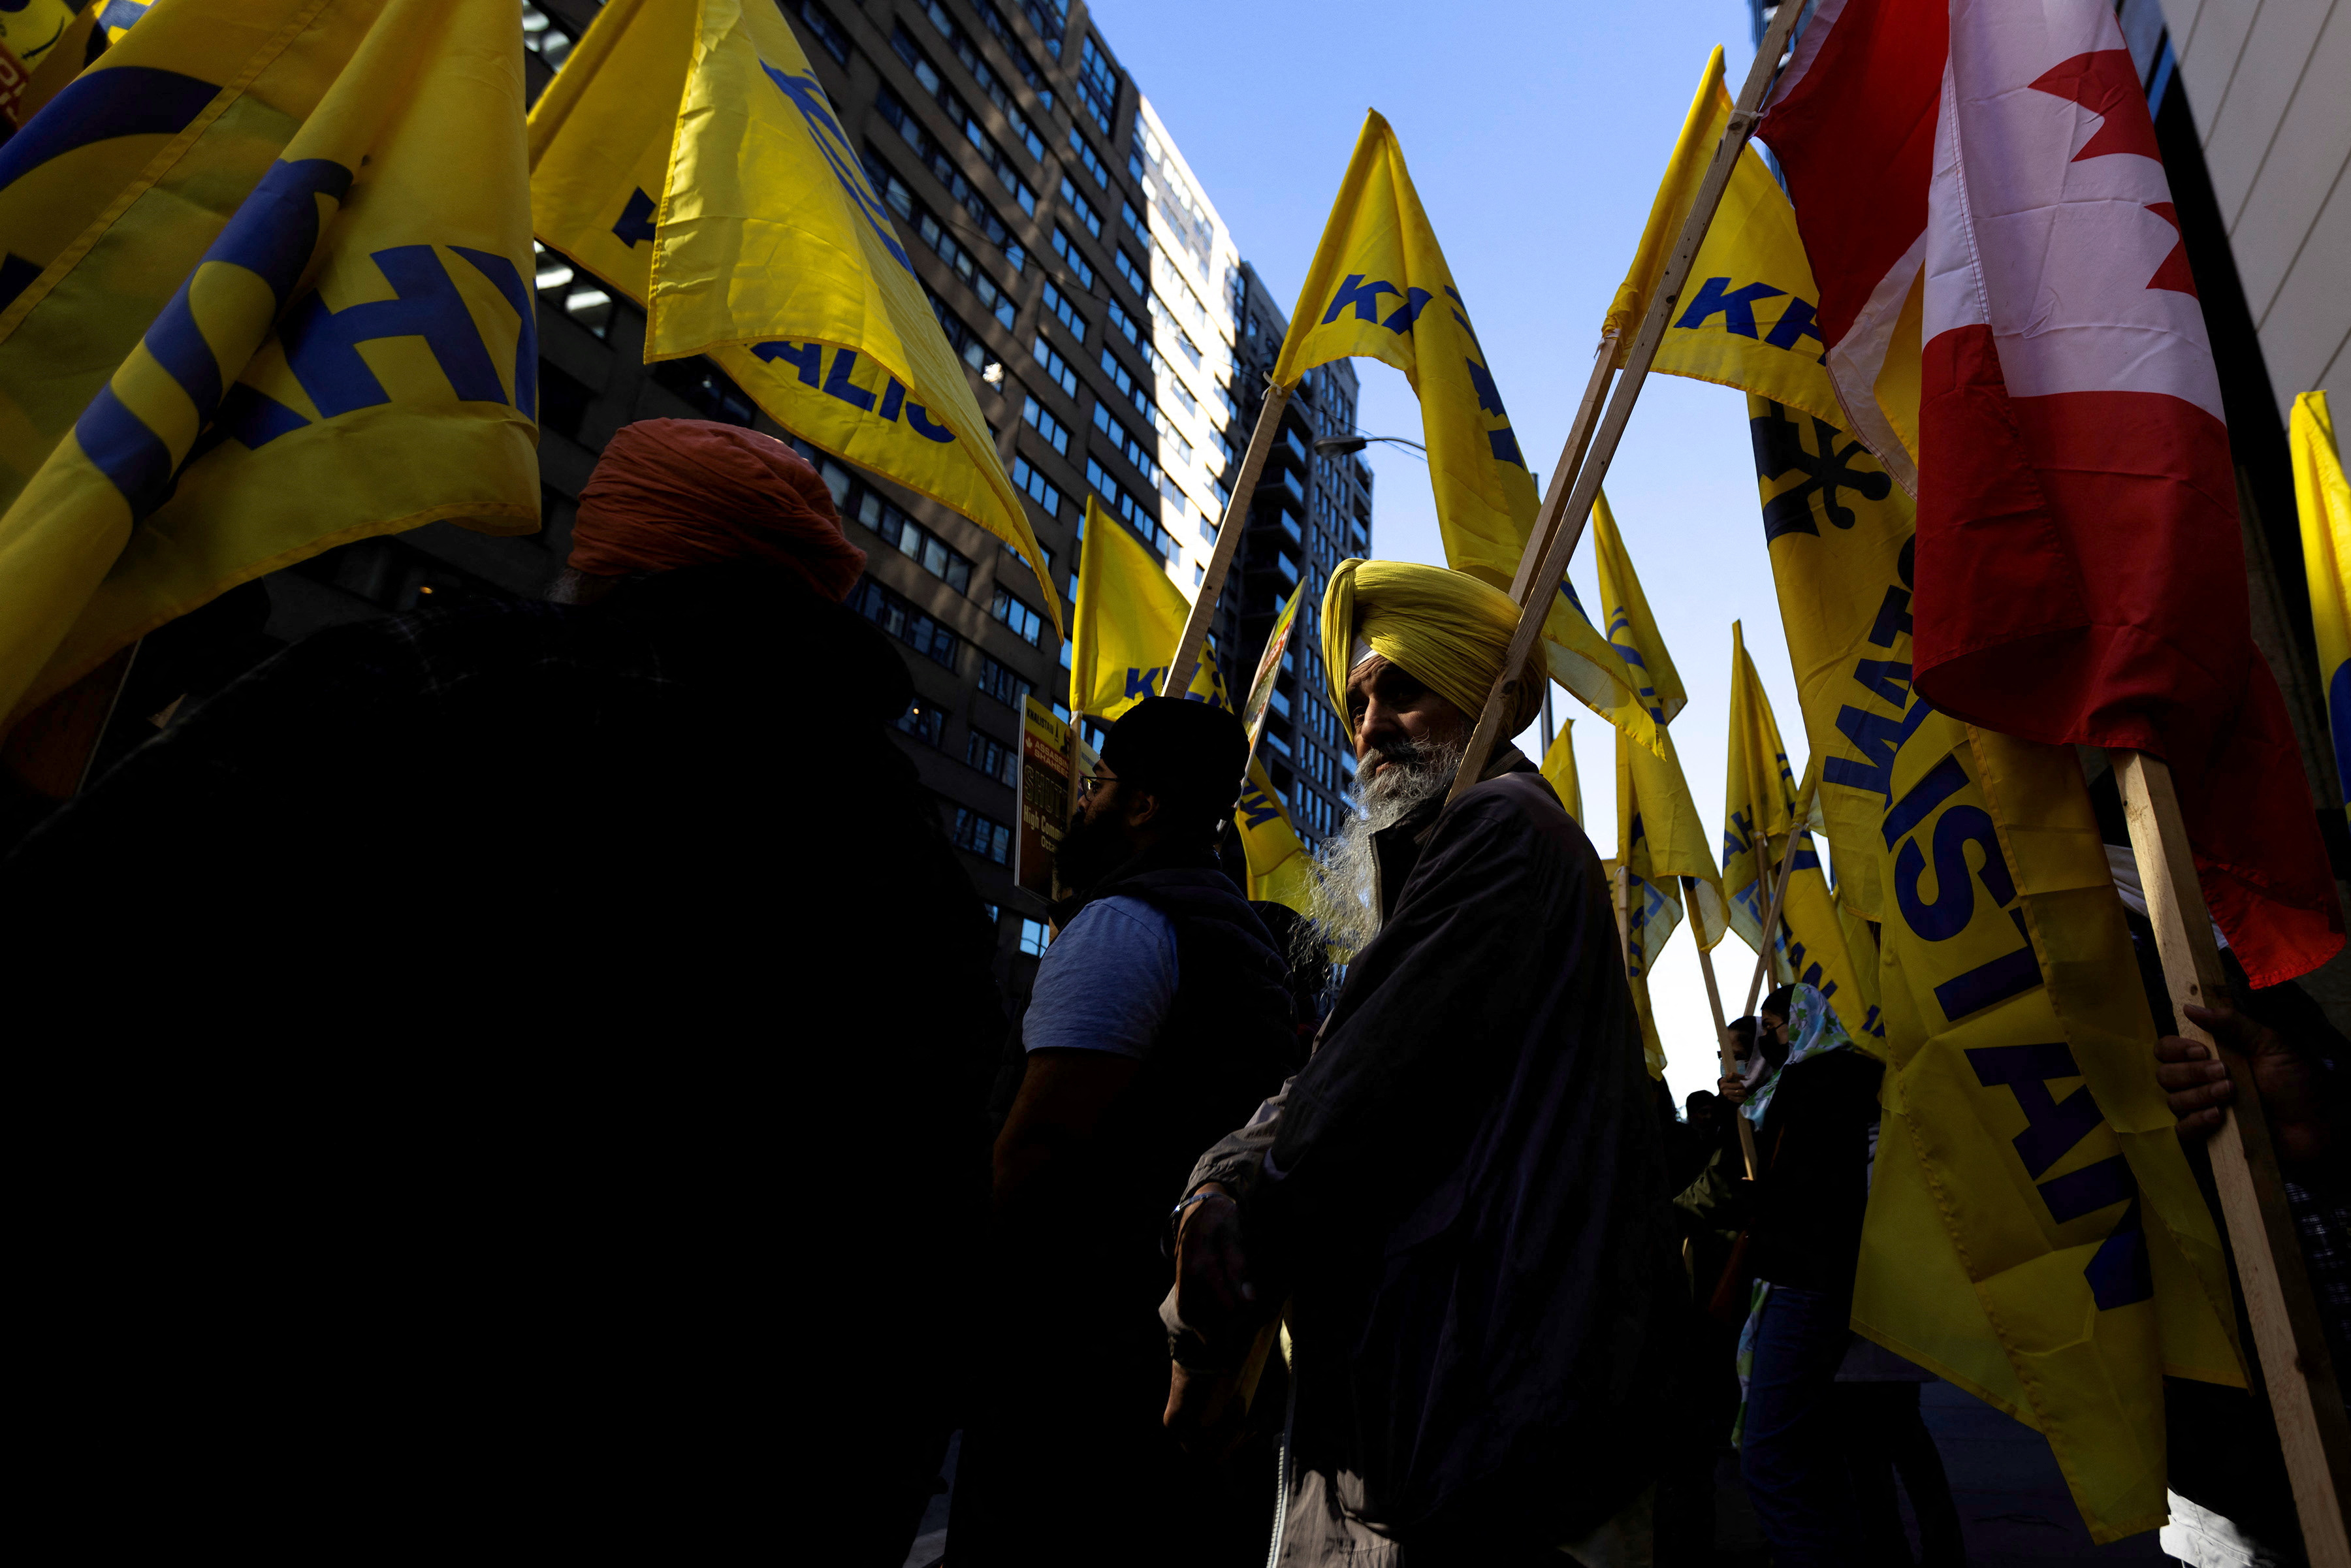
[1616,40,2244,1538]
[528,0,1059,630]
[1273,110,1663,760]
[0,0,540,729]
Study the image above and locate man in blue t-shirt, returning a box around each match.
[951,697,1298,1568]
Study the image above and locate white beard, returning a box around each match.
[1300,734,1463,967]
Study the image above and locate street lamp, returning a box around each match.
[1312,433,1426,456]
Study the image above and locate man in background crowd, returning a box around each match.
[5,419,1005,1561]
[952,695,1298,1568]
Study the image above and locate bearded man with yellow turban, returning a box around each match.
[1164,560,1679,1567]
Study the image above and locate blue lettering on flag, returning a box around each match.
[1237,787,1280,829]
[1488,428,1526,468]
[1964,1042,2152,1309]
[613,187,657,248]
[763,63,917,276]
[904,401,955,441]
[1381,287,1434,334]
[1932,908,2041,1017]
[824,347,878,411]
[1893,803,2012,941]
[1751,400,1891,540]
[1674,276,1787,338]
[283,245,507,419]
[1465,357,1507,418]
[1868,584,1915,648]
[76,157,356,513]
[753,340,825,385]
[1763,295,1827,360]
[1125,665,1164,699]
[1322,273,1400,325]
[451,246,537,421]
[0,65,217,202]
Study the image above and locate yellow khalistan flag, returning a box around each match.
[1237,752,1313,918]
[1540,716,1582,822]
[1597,490,1727,951]
[1759,389,2243,1539]
[530,0,1057,628]
[1071,494,1224,722]
[2294,391,2351,822]
[0,0,538,726]
[1273,110,1660,758]
[1616,46,1851,438]
[1721,626,1869,1030]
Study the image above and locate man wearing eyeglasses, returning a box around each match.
[951,695,1300,1568]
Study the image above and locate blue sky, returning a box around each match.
[1094,0,1810,1104]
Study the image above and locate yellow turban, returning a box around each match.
[1319,559,1546,739]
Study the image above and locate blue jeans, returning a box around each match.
[1741,1284,1863,1567]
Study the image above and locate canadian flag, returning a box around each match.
[1761,0,2341,987]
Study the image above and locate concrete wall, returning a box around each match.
[2155,0,2350,419]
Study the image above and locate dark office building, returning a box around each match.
[227,0,1373,995]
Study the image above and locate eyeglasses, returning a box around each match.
[1076,769,1119,801]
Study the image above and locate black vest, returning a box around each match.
[995,854,1300,1311]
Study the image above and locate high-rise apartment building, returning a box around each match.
[229,0,1374,995]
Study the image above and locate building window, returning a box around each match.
[1040,279,1087,342]
[871,179,1021,329]
[1088,459,1175,562]
[1096,345,1157,421]
[652,357,754,425]
[1016,0,1066,58]
[915,1,1045,160]
[953,806,1014,865]
[1023,398,1070,456]
[520,1,575,71]
[897,696,950,746]
[1030,334,1078,398]
[1077,35,1119,133]
[1011,455,1065,519]
[1068,125,1112,188]
[1120,200,1147,245]
[967,728,1017,786]
[1049,227,1095,291]
[977,653,1034,712]
[972,0,1055,99]
[534,242,614,340]
[795,0,851,63]
[1113,248,1145,297]
[1091,402,1161,489]
[863,137,1027,274]
[850,579,962,671]
[991,587,1045,646]
[1019,917,1051,955]
[852,487,975,595]
[929,289,989,371]
[1106,296,1139,347]
[1059,176,1102,238]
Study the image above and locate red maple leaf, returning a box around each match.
[2143,201,2199,296]
[2027,49,2162,163]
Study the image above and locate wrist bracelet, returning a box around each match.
[1170,1190,1232,1224]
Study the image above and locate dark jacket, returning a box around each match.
[990,850,1300,1310]
[1748,1049,1885,1296]
[955,850,1296,1568]
[4,563,1004,1554]
[1181,749,1680,1549]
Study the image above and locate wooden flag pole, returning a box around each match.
[1688,880,1759,1177]
[1742,820,1802,1019]
[1168,381,1294,692]
[1510,329,1620,605]
[1448,0,1805,804]
[1688,878,1760,1177]
[2115,750,2351,1564]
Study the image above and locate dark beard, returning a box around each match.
[1055,807,1128,894]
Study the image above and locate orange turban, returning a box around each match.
[568,419,868,601]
